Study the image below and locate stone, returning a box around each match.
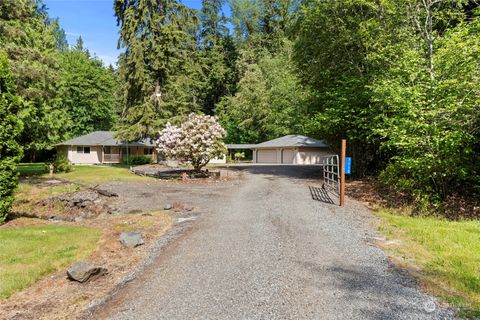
[119,232,144,248]
[164,204,173,210]
[183,205,194,211]
[67,261,107,283]
[57,190,99,208]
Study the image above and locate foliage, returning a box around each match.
[114,0,199,140]
[293,0,480,206]
[0,225,100,299]
[233,151,245,161]
[59,37,117,137]
[377,209,480,316]
[216,40,309,143]
[122,155,153,166]
[50,154,72,173]
[0,0,71,158]
[0,51,23,223]
[156,113,227,170]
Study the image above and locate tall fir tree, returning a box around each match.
[0,51,23,222]
[114,0,198,140]
[60,37,118,137]
[0,0,70,160]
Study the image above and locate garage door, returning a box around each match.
[257,149,277,163]
[281,149,294,164]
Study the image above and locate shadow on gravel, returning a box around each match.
[326,265,438,320]
[309,186,336,205]
[224,165,324,180]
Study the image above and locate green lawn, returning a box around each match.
[376,210,480,317]
[17,163,48,175]
[0,225,101,299]
[53,165,150,185]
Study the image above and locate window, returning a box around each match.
[144,148,151,155]
[104,146,111,154]
[76,146,90,154]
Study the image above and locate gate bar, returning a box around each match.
[340,139,346,207]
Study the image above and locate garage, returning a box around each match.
[257,149,277,163]
[281,149,295,164]
[252,135,329,165]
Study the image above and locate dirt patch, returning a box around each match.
[0,211,174,320]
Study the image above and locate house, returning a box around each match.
[252,135,330,164]
[56,131,157,165]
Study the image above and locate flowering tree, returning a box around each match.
[156,113,227,171]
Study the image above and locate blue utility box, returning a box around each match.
[344,157,352,175]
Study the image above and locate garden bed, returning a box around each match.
[132,164,221,180]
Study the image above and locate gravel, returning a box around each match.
[95,165,455,320]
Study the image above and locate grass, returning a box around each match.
[376,210,480,317]
[0,225,101,299]
[53,165,150,185]
[17,163,48,175]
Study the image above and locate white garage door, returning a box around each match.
[257,149,277,163]
[281,149,294,164]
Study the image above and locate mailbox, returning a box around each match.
[344,157,352,175]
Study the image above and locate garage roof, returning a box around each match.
[254,135,328,149]
[226,144,257,149]
[57,131,156,147]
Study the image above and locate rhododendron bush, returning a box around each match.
[156,113,227,170]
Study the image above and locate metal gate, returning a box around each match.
[322,155,340,195]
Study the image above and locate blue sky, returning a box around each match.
[43,0,222,66]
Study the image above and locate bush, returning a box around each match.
[50,154,72,173]
[123,155,152,166]
[0,51,23,223]
[156,113,226,171]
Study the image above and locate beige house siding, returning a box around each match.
[253,147,329,164]
[295,147,329,165]
[58,145,157,165]
[67,146,102,164]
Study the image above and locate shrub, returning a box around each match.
[123,155,152,166]
[234,152,245,162]
[50,154,72,173]
[156,113,226,171]
[0,51,23,223]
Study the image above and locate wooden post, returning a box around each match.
[340,139,346,207]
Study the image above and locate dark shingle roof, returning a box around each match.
[57,131,156,147]
[254,135,328,149]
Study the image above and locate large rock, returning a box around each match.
[57,190,99,208]
[67,261,107,283]
[119,232,144,248]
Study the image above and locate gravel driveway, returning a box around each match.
[93,165,454,320]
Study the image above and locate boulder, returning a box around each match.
[119,232,144,248]
[164,204,173,210]
[67,261,107,283]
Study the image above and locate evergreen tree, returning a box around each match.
[0,51,23,223]
[199,0,238,114]
[0,0,70,160]
[114,0,198,140]
[60,37,118,137]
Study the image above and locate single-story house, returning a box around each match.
[252,135,330,164]
[56,131,157,165]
